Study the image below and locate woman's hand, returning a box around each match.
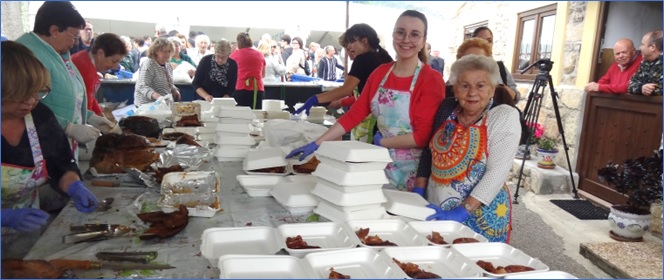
[66,181,99,213]
[172,90,181,101]
[187,69,196,78]
[203,94,213,102]
[1,208,49,232]
[426,204,471,222]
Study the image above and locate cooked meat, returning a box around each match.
[161,132,191,141]
[476,260,533,274]
[476,260,496,273]
[90,134,159,174]
[154,165,186,184]
[427,231,447,245]
[452,237,479,244]
[285,235,321,249]
[174,134,200,147]
[503,265,535,273]
[250,166,286,173]
[328,268,350,279]
[119,116,161,138]
[176,114,202,127]
[355,228,397,246]
[293,156,320,174]
[139,205,189,240]
[2,259,64,279]
[392,258,441,279]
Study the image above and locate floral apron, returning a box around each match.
[427,109,512,243]
[350,86,377,143]
[370,62,422,191]
[1,113,49,258]
[63,57,86,162]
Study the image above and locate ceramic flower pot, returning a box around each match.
[536,148,558,169]
[608,205,652,241]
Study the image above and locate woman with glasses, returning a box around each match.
[258,39,286,83]
[15,2,116,160]
[287,10,445,192]
[229,32,266,109]
[71,33,128,117]
[192,39,238,101]
[1,41,99,259]
[134,38,182,107]
[415,55,521,243]
[286,37,307,77]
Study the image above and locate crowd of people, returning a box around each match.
[2,1,663,263]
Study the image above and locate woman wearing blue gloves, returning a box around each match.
[415,55,521,243]
[2,41,98,259]
[288,10,445,192]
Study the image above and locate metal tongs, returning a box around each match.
[115,163,160,189]
[62,224,132,244]
[95,251,158,264]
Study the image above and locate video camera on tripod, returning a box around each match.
[520,58,554,75]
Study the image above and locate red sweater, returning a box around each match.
[229,48,266,91]
[71,50,103,115]
[598,53,643,94]
[337,62,445,147]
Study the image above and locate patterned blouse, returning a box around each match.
[134,58,178,107]
[628,54,663,96]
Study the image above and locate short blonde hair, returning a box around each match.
[448,54,501,86]
[214,39,232,56]
[257,40,271,56]
[2,41,51,102]
[456,38,492,59]
[147,38,173,59]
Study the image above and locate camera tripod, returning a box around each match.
[513,58,579,203]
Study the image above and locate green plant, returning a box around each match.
[537,136,557,151]
[598,149,663,211]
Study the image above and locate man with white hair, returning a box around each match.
[188,34,212,65]
[317,45,344,81]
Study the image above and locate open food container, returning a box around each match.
[219,255,315,278]
[157,192,221,218]
[407,220,489,246]
[160,171,219,194]
[277,222,356,258]
[311,182,387,207]
[304,247,408,278]
[243,147,289,175]
[312,162,389,186]
[270,182,318,215]
[316,140,392,163]
[380,246,485,278]
[346,219,429,249]
[172,102,201,120]
[314,200,386,223]
[504,270,577,279]
[201,226,282,267]
[451,242,550,277]
[236,175,287,197]
[383,189,436,221]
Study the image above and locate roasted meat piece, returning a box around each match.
[119,116,161,138]
[250,166,286,174]
[503,265,535,273]
[2,259,65,279]
[176,114,202,127]
[355,228,397,246]
[392,258,441,279]
[285,235,321,249]
[452,237,479,244]
[328,268,350,279]
[293,156,320,174]
[138,205,189,240]
[161,132,190,141]
[90,134,159,174]
[161,132,200,147]
[427,231,447,245]
[154,165,186,183]
[476,260,534,274]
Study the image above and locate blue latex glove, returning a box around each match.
[425,203,471,222]
[412,187,426,197]
[286,142,319,161]
[294,96,319,115]
[67,181,99,213]
[373,132,383,146]
[1,208,49,232]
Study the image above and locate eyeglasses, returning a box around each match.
[392,29,424,43]
[64,30,80,41]
[21,87,50,102]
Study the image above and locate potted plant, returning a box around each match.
[597,149,663,241]
[536,136,558,169]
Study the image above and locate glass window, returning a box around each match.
[512,4,557,80]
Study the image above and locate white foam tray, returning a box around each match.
[271,182,318,215]
[217,106,256,119]
[217,134,256,146]
[311,183,386,207]
[407,220,489,246]
[266,111,290,120]
[314,200,386,223]
[215,123,252,133]
[219,254,314,278]
[346,219,430,249]
[236,174,287,197]
[315,178,385,194]
[304,248,408,278]
[317,141,392,163]
[160,171,219,194]
[451,242,550,277]
[316,154,389,172]
[504,270,578,279]
[277,222,356,258]
[380,246,485,278]
[172,102,201,119]
[312,162,389,186]
[218,117,254,124]
[383,189,435,221]
[201,226,282,267]
[212,97,237,107]
[243,147,287,171]
[215,147,250,159]
[286,174,318,183]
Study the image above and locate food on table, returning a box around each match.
[174,134,201,147]
[154,165,186,184]
[476,260,534,274]
[452,237,479,244]
[138,205,189,240]
[250,166,286,174]
[2,259,65,279]
[392,258,441,279]
[293,156,320,174]
[119,116,161,138]
[427,231,447,245]
[90,134,159,173]
[176,114,202,127]
[328,268,350,279]
[285,235,321,249]
[355,227,397,246]
[161,132,191,141]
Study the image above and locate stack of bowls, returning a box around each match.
[310,141,393,222]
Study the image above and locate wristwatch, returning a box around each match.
[463,202,473,213]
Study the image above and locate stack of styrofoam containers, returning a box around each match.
[311,141,392,222]
[305,106,326,124]
[263,99,290,120]
[215,106,257,161]
[166,102,215,146]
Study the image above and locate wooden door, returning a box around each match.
[576,93,662,204]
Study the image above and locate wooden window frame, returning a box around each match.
[464,21,488,40]
[512,4,557,81]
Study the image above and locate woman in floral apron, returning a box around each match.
[287,10,444,191]
[415,55,521,243]
[1,41,99,259]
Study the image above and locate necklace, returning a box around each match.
[458,112,483,126]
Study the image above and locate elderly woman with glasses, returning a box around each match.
[1,41,99,259]
[134,37,182,107]
[286,37,307,76]
[288,10,445,192]
[258,39,286,83]
[414,54,521,243]
[192,39,238,101]
[15,2,117,160]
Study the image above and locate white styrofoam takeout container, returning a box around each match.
[217,106,256,119]
[311,183,387,207]
[316,140,392,163]
[201,226,282,268]
[215,147,250,159]
[382,189,436,221]
[212,97,237,107]
[217,134,256,146]
[314,178,385,194]
[346,219,430,249]
[314,200,386,223]
[215,123,252,134]
[243,147,287,171]
[504,270,578,279]
[312,162,389,186]
[407,220,489,246]
[218,117,254,124]
[380,246,485,278]
[270,182,318,215]
[172,102,201,120]
[236,174,286,197]
[158,193,221,218]
[218,254,314,278]
[316,154,389,172]
[451,242,550,277]
[160,171,219,194]
[304,247,408,279]
[277,222,356,258]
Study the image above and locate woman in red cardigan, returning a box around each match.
[287,10,445,192]
[71,33,127,116]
